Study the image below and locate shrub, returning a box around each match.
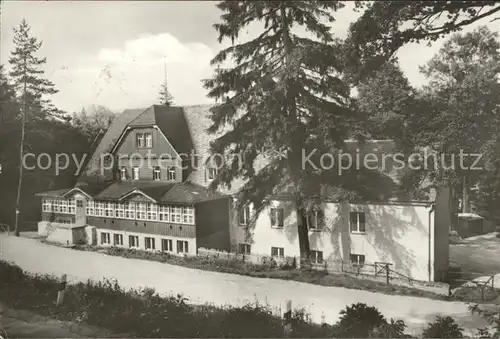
[0,260,24,283]
[421,316,464,338]
[334,303,408,338]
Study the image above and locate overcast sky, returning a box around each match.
[1,1,499,114]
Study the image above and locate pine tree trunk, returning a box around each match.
[462,174,469,213]
[14,71,27,237]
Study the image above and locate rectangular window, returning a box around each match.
[159,205,170,222]
[113,234,123,246]
[171,206,181,223]
[161,238,173,252]
[129,235,139,248]
[60,199,68,214]
[177,240,188,254]
[182,206,194,224]
[125,202,135,219]
[349,212,366,233]
[310,250,324,263]
[120,167,127,180]
[100,232,110,245]
[271,247,284,258]
[68,199,76,214]
[307,208,324,230]
[238,243,251,254]
[208,167,217,180]
[136,203,147,220]
[132,167,140,180]
[145,133,153,148]
[147,203,157,221]
[145,237,155,250]
[76,200,83,208]
[115,203,125,218]
[105,202,114,217]
[86,200,95,216]
[136,133,144,148]
[153,166,161,180]
[350,254,365,267]
[270,208,284,228]
[238,205,250,225]
[167,167,176,181]
[95,201,105,217]
[42,199,50,212]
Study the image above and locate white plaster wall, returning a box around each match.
[46,226,73,245]
[234,200,435,281]
[95,228,197,256]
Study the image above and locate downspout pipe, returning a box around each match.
[428,203,436,282]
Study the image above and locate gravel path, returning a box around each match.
[0,234,492,336]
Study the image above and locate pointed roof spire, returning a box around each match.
[158,55,174,106]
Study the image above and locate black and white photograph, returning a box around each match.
[1,1,500,337]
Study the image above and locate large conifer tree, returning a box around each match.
[204,1,358,261]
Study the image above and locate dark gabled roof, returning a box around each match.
[35,188,72,198]
[160,182,227,204]
[94,181,174,201]
[154,105,194,156]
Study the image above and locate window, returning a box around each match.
[167,167,176,181]
[238,243,251,254]
[349,211,366,233]
[270,208,284,228]
[76,200,83,208]
[177,240,188,254]
[129,235,139,248]
[310,250,324,263]
[120,167,127,180]
[115,203,125,218]
[147,203,157,221]
[42,199,51,212]
[136,203,147,220]
[161,238,173,252]
[100,232,110,245]
[271,247,284,258]
[159,205,170,222]
[238,205,250,225]
[145,237,155,250]
[125,202,135,219]
[153,166,161,180]
[171,206,181,223]
[307,208,324,231]
[68,199,76,214]
[183,206,194,224]
[113,234,123,246]
[105,202,114,217]
[86,200,95,216]
[60,200,68,214]
[132,167,140,180]
[95,201,105,217]
[136,133,144,148]
[145,133,152,148]
[350,254,365,267]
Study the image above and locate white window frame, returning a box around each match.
[128,235,139,248]
[105,202,114,217]
[271,246,284,258]
[159,205,170,222]
[115,203,125,218]
[113,233,123,246]
[136,203,147,220]
[161,238,173,252]
[177,240,188,254]
[349,211,366,233]
[238,205,250,225]
[238,243,251,254]
[145,133,153,148]
[307,208,323,231]
[125,202,135,219]
[147,203,158,221]
[101,232,111,245]
[171,206,181,223]
[42,199,51,212]
[182,206,194,224]
[350,253,365,267]
[132,167,140,180]
[95,201,105,217]
[86,200,95,216]
[310,250,324,263]
[68,199,76,214]
[270,208,284,228]
[145,237,156,250]
[120,167,127,180]
[136,133,144,148]
[153,166,161,180]
[167,167,176,181]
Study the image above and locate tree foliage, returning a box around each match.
[158,81,174,106]
[204,0,360,259]
[421,316,464,338]
[346,1,500,82]
[72,105,116,141]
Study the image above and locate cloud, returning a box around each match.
[51,33,216,113]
